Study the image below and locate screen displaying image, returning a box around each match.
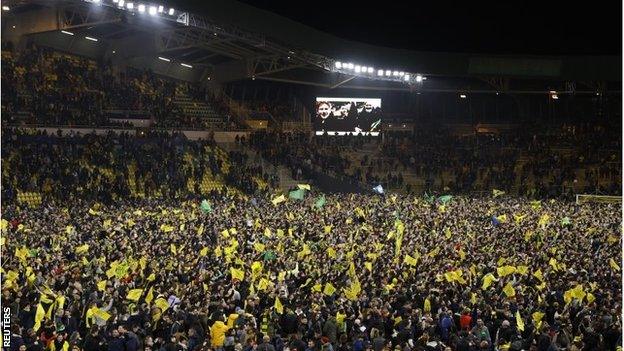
[314,97,382,136]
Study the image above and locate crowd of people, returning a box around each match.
[2,168,621,351]
[0,129,276,203]
[0,45,233,130]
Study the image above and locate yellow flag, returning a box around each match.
[586,292,596,304]
[538,214,550,227]
[271,194,286,205]
[458,249,466,261]
[324,225,332,234]
[327,247,337,259]
[516,266,528,275]
[170,244,177,255]
[160,224,174,232]
[470,293,477,305]
[93,308,111,322]
[513,214,527,224]
[444,228,452,239]
[33,303,45,331]
[97,280,107,291]
[297,184,311,190]
[497,257,507,266]
[497,265,517,278]
[533,269,544,282]
[200,247,209,257]
[75,244,89,255]
[274,297,284,314]
[126,289,143,301]
[424,297,431,313]
[145,287,154,305]
[154,298,169,311]
[493,189,505,197]
[609,258,620,271]
[516,310,525,332]
[263,228,272,238]
[482,273,498,290]
[257,278,271,291]
[230,267,245,281]
[403,254,418,266]
[502,282,516,297]
[323,282,336,296]
[365,262,373,271]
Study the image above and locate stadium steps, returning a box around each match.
[173,91,224,125]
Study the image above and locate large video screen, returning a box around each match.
[314,97,382,136]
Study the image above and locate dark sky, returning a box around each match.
[237,0,621,56]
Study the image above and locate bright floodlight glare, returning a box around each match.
[354,65,361,73]
[118,0,124,7]
[180,63,193,68]
[346,63,354,69]
[549,90,557,94]
[61,30,74,36]
[404,74,410,81]
[2,5,9,10]
[399,72,405,76]
[85,36,98,42]
[158,56,171,62]
[112,0,118,2]
[138,4,145,12]
[335,61,342,69]
[385,70,391,76]
[126,2,134,9]
[416,75,423,82]
[460,94,467,99]
[392,71,399,76]
[92,0,101,3]
[377,69,384,76]
[367,67,374,73]
[168,8,175,15]
[158,5,164,12]
[551,94,559,100]
[149,6,157,15]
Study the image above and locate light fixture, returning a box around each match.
[367,67,374,73]
[112,0,118,2]
[385,70,391,76]
[91,0,101,3]
[126,2,134,9]
[2,5,10,11]
[335,61,342,69]
[168,8,175,15]
[415,75,423,83]
[138,4,145,12]
[149,6,157,15]
[85,36,98,42]
[377,70,384,76]
[180,63,193,68]
[158,5,164,12]
[354,65,361,73]
[158,56,170,62]
[549,90,557,94]
[399,72,405,76]
[404,74,410,81]
[460,94,467,99]
[551,94,559,100]
[118,0,125,7]
[392,71,399,76]
[346,63,354,69]
[61,30,75,36]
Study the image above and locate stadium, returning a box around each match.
[0,0,622,350]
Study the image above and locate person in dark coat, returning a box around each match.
[107,329,125,351]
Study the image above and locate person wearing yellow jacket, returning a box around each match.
[210,319,231,349]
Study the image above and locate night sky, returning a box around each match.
[236,0,621,56]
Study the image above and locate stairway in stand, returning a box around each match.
[173,87,224,128]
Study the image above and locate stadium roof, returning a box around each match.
[2,0,621,94]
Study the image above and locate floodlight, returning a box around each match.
[377,70,384,76]
[126,2,134,9]
[149,6,157,15]
[415,75,423,82]
[367,67,374,73]
[335,61,342,69]
[158,56,171,62]
[158,5,164,12]
[385,70,391,76]
[138,4,145,12]
[551,94,559,100]
[346,63,354,69]
[118,0,125,7]
[354,65,361,73]
[399,72,405,76]
[460,94,467,99]
[181,63,193,68]
[85,36,98,42]
[404,74,410,81]
[61,30,75,36]
[392,71,399,76]
[2,5,10,10]
[168,8,175,15]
